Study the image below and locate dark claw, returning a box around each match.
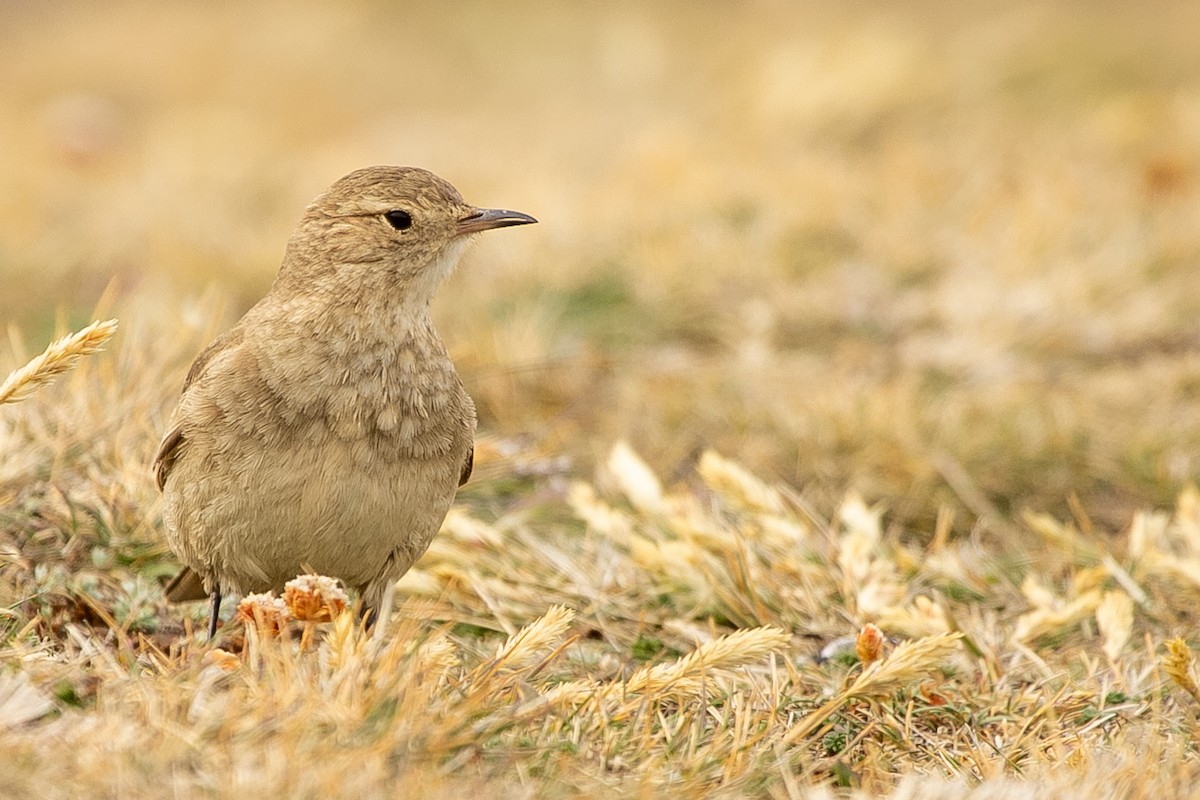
[357,603,378,629]
[208,587,222,640]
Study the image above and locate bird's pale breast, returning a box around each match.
[161,320,474,596]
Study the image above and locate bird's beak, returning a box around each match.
[457,208,538,236]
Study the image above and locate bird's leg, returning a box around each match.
[356,602,378,629]
[208,587,222,640]
[358,578,393,635]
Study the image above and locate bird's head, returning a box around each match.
[277,166,536,302]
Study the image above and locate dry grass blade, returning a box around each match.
[1096,590,1133,662]
[625,626,790,695]
[607,440,665,513]
[539,627,789,718]
[477,604,576,678]
[0,673,55,730]
[843,632,962,699]
[781,632,963,747]
[540,678,602,707]
[1162,638,1200,705]
[698,450,784,514]
[0,318,118,406]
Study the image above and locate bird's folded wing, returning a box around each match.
[153,426,186,491]
[152,327,246,491]
[459,444,474,487]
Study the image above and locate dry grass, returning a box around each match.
[0,320,117,406]
[4,1,1200,797]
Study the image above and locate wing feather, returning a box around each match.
[151,327,245,491]
[458,444,474,487]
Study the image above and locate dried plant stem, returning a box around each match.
[1163,638,1200,706]
[780,633,963,747]
[0,319,118,406]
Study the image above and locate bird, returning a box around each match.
[153,166,536,638]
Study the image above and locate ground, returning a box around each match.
[3,1,1200,797]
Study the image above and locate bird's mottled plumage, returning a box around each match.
[155,166,536,631]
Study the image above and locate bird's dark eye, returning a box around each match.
[383,210,413,230]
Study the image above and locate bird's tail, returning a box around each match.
[163,566,209,602]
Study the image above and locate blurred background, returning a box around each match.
[3,0,1200,534]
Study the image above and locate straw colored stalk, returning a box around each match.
[698,450,785,514]
[543,626,790,711]
[0,319,118,406]
[781,632,963,747]
[624,626,789,696]
[1162,637,1200,706]
[470,605,577,688]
